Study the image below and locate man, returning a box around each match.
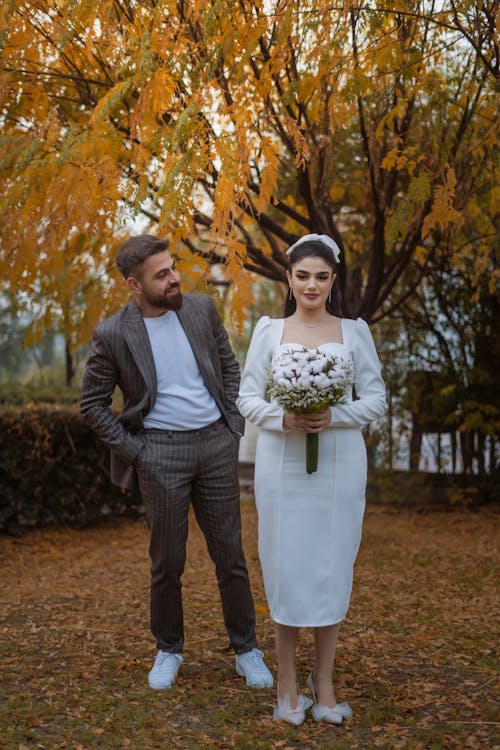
[81,234,272,691]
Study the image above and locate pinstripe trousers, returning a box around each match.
[135,418,257,654]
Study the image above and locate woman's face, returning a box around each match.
[287,256,336,313]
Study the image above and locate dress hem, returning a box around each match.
[270,614,346,628]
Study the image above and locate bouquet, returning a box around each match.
[266,347,354,474]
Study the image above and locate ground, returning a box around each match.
[1,502,498,750]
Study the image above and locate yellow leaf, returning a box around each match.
[422,167,462,238]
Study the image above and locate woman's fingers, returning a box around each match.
[285,409,331,432]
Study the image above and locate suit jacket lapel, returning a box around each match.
[177,298,221,399]
[122,301,157,403]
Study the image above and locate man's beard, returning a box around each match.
[146,286,183,311]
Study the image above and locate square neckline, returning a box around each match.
[278,317,346,349]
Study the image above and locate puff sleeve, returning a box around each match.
[236,317,287,432]
[330,318,387,428]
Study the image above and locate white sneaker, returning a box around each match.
[148,651,183,690]
[235,648,274,688]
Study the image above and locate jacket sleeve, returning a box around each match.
[207,297,245,435]
[236,317,287,432]
[330,317,387,428]
[80,325,145,464]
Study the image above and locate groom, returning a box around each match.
[81,234,272,690]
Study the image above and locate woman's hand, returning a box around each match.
[283,407,332,433]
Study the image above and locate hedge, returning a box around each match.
[0,405,143,535]
[0,381,82,405]
[2,405,496,535]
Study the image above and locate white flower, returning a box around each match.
[309,359,325,374]
[298,374,315,387]
[266,346,354,414]
[315,373,331,388]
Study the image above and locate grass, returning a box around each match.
[1,502,498,749]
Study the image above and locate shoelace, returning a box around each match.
[242,650,267,672]
[157,652,179,666]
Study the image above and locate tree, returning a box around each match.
[0,293,61,382]
[397,233,499,475]
[0,0,497,354]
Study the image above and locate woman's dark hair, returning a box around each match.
[284,239,342,317]
[116,234,170,279]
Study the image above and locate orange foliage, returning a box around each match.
[0,0,497,348]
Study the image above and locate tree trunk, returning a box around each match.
[460,430,474,475]
[409,424,422,471]
[65,339,75,387]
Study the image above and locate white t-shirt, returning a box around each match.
[143,312,221,430]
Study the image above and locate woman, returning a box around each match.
[237,234,387,725]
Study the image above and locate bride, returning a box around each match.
[237,234,387,725]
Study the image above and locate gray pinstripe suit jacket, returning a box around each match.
[80,294,245,490]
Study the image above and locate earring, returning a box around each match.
[328,287,332,303]
[289,287,293,300]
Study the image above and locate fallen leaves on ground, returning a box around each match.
[0,503,498,750]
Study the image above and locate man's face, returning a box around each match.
[129,250,182,314]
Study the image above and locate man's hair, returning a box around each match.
[116,234,170,279]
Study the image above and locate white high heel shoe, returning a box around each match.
[273,685,314,725]
[307,672,353,724]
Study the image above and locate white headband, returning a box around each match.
[286,233,341,264]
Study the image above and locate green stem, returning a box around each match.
[306,433,319,474]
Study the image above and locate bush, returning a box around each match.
[0,381,81,405]
[367,468,496,507]
[0,404,143,534]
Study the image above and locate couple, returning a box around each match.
[81,232,387,726]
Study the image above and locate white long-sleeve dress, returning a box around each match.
[237,316,387,627]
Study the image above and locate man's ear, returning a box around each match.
[127,276,142,294]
